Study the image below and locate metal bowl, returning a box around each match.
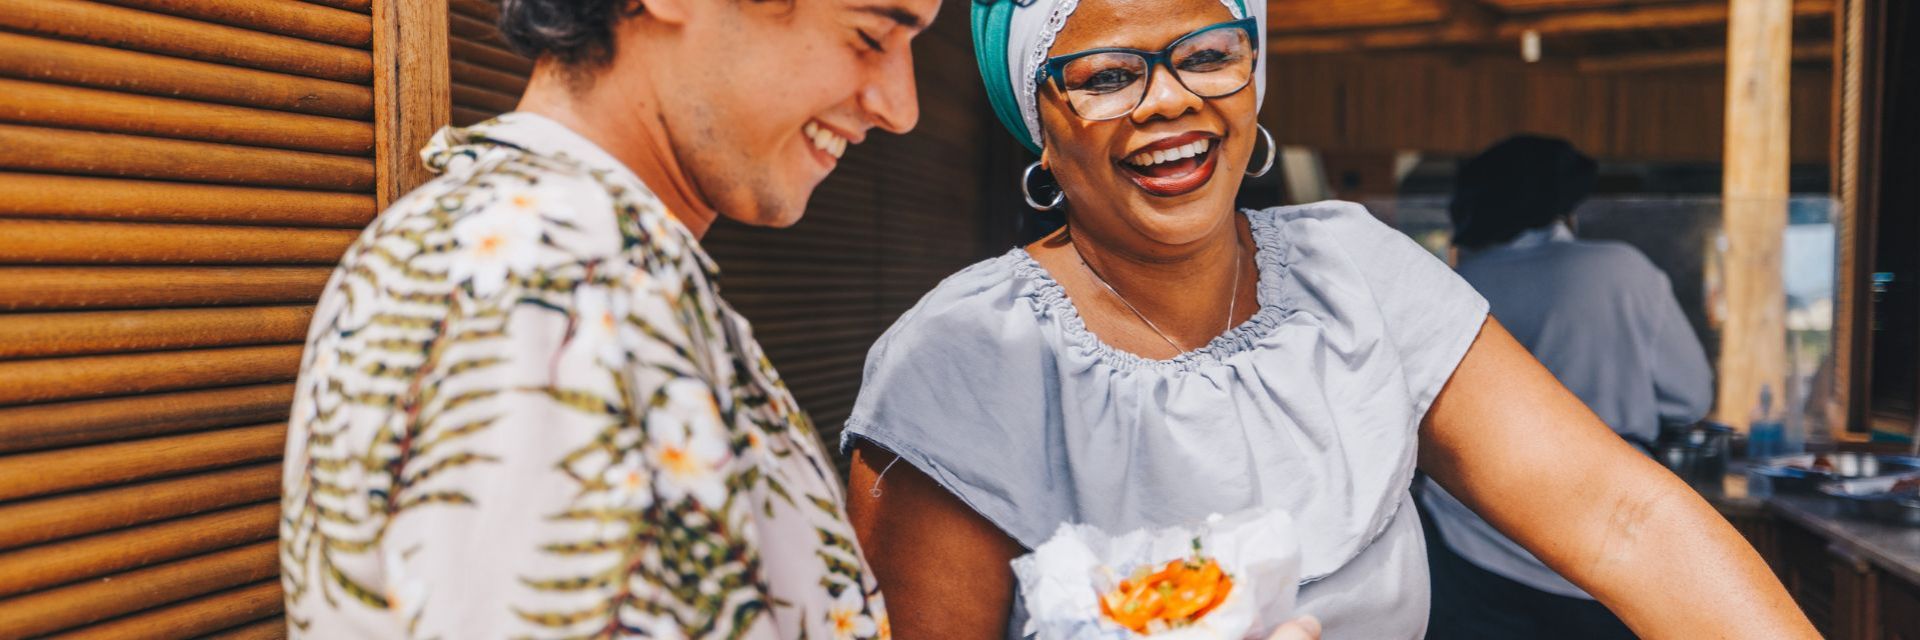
[1819,474,1920,521]
[1751,453,1920,493]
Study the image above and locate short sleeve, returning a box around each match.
[839,262,1068,549]
[1303,202,1491,419]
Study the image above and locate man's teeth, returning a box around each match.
[1125,139,1212,167]
[803,121,848,159]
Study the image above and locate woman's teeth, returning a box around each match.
[803,121,848,159]
[1125,139,1211,167]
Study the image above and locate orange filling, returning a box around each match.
[1098,558,1234,633]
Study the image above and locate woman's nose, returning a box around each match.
[1130,65,1204,123]
[862,47,922,134]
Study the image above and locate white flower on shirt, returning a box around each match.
[449,199,545,298]
[602,450,654,510]
[569,284,629,369]
[646,380,732,509]
[826,587,878,640]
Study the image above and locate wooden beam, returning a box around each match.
[1271,0,1832,55]
[1267,0,1449,32]
[1478,0,1699,13]
[371,0,449,208]
[1715,0,1793,429]
[1498,0,1833,38]
[1576,40,1831,72]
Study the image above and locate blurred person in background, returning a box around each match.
[1419,134,1715,640]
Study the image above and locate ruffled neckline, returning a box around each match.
[1007,209,1294,373]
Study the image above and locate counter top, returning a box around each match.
[1691,470,1920,586]
[1767,493,1920,587]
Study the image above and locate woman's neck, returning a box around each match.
[1038,211,1256,356]
[517,62,721,238]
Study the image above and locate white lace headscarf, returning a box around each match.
[972,0,1268,154]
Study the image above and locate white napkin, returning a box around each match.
[1011,510,1302,640]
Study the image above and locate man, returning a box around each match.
[279,0,934,636]
[1419,135,1716,640]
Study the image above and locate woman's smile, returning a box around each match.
[1117,130,1221,197]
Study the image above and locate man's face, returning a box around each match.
[642,0,940,228]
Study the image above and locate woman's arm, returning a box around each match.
[1420,317,1815,637]
[848,442,1026,640]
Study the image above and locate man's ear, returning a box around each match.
[635,0,688,25]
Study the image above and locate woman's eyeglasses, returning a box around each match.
[1039,18,1259,122]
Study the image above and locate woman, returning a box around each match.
[1420,135,1716,639]
[840,0,1817,638]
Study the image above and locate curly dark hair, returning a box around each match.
[497,0,642,68]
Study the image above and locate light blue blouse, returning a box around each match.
[843,202,1490,639]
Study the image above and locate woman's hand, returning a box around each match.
[1264,616,1322,640]
[1419,317,1817,638]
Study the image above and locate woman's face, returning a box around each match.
[1037,0,1257,251]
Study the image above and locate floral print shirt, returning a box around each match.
[279,112,888,639]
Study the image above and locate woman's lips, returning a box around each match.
[1118,142,1219,197]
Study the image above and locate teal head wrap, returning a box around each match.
[970,0,1266,155]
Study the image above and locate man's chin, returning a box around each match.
[719,194,809,229]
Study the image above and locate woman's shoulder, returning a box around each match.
[1245,200,1397,249]
[870,250,1048,361]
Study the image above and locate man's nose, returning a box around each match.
[861,46,922,134]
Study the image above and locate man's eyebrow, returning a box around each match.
[855,5,930,31]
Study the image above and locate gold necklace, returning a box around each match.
[1075,235,1241,355]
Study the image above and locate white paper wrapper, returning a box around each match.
[1011,510,1301,640]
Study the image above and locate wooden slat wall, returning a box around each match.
[0,0,382,636]
[443,1,1005,454]
[1265,52,1834,163]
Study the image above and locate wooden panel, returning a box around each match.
[1264,52,1833,163]
[0,267,333,311]
[93,0,374,49]
[0,0,374,83]
[0,463,281,551]
[1499,0,1835,38]
[0,542,278,638]
[0,503,277,598]
[0,220,357,265]
[0,306,314,360]
[0,423,285,501]
[374,0,451,206]
[1267,0,1449,32]
[449,58,528,96]
[0,0,383,630]
[449,35,531,75]
[0,78,374,155]
[0,174,376,228]
[0,32,374,120]
[309,0,373,13]
[1883,567,1920,640]
[0,344,302,407]
[46,579,281,640]
[451,81,519,113]
[203,616,286,640]
[0,125,375,191]
[1478,0,1699,13]
[0,220,356,265]
[0,384,294,454]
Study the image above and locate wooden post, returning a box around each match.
[372,0,450,209]
[1716,0,1793,428]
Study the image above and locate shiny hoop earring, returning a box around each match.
[1246,124,1277,178]
[1021,161,1066,211]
